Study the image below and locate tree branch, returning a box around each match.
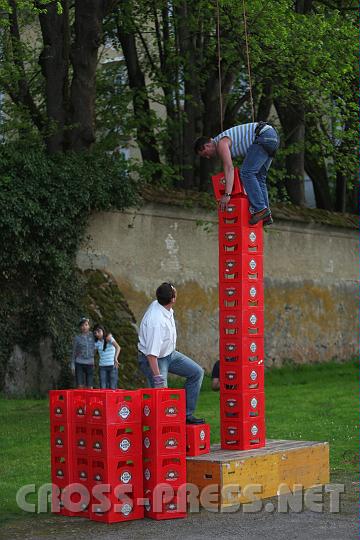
[8,0,44,131]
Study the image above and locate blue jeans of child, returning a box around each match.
[240,126,280,213]
[75,363,94,388]
[99,365,118,389]
[138,350,204,418]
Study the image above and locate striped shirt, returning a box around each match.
[213,123,257,158]
[95,336,117,367]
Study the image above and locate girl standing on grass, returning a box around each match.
[93,324,121,389]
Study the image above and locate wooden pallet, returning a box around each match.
[186,439,330,509]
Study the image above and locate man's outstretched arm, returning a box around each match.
[217,137,234,210]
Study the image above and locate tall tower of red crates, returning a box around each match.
[212,168,266,451]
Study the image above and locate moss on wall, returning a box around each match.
[81,269,145,389]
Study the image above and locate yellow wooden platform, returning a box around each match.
[186,439,330,509]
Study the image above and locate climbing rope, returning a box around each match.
[215,0,255,129]
[242,0,255,122]
[216,0,223,132]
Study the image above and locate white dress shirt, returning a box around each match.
[138,300,177,358]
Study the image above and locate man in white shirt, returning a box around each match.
[138,282,205,424]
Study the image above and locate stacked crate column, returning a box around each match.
[49,390,90,517]
[141,389,187,520]
[212,169,266,451]
[88,390,144,523]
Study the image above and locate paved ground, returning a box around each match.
[1,474,357,540]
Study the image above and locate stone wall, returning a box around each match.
[77,203,358,371]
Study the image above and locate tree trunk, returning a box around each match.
[304,151,333,210]
[8,1,44,133]
[175,0,202,189]
[116,16,160,164]
[275,99,306,206]
[69,0,118,151]
[304,115,333,210]
[295,0,313,14]
[256,82,273,122]
[335,170,346,212]
[38,1,69,154]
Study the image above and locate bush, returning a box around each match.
[0,142,139,393]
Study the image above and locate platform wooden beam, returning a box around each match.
[186,439,330,509]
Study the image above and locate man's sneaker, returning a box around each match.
[249,208,271,225]
[263,214,274,226]
[186,415,205,425]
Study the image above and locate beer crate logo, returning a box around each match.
[250,342,257,352]
[118,406,130,420]
[143,405,151,417]
[120,471,132,484]
[119,438,131,452]
[249,232,257,243]
[249,314,257,325]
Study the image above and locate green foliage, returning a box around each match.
[0,142,139,393]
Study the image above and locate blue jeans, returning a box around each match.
[138,350,204,417]
[75,363,94,388]
[240,126,280,213]
[99,365,118,389]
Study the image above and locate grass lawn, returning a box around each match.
[0,360,358,521]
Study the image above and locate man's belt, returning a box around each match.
[255,121,272,136]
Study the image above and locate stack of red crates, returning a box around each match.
[49,389,144,523]
[141,389,187,519]
[212,168,266,451]
[49,389,91,517]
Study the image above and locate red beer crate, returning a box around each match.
[219,310,264,339]
[71,423,90,455]
[219,256,265,290]
[88,389,141,425]
[141,388,186,426]
[221,417,266,450]
[50,421,73,456]
[220,364,264,392]
[220,336,264,366]
[219,253,263,282]
[219,284,264,311]
[143,454,186,490]
[90,423,142,458]
[49,390,73,423]
[90,455,142,489]
[144,487,187,520]
[90,483,144,523]
[219,228,264,256]
[51,452,73,489]
[186,423,210,456]
[220,391,265,420]
[219,308,264,340]
[58,482,91,518]
[218,197,263,230]
[142,423,186,457]
[212,168,245,201]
